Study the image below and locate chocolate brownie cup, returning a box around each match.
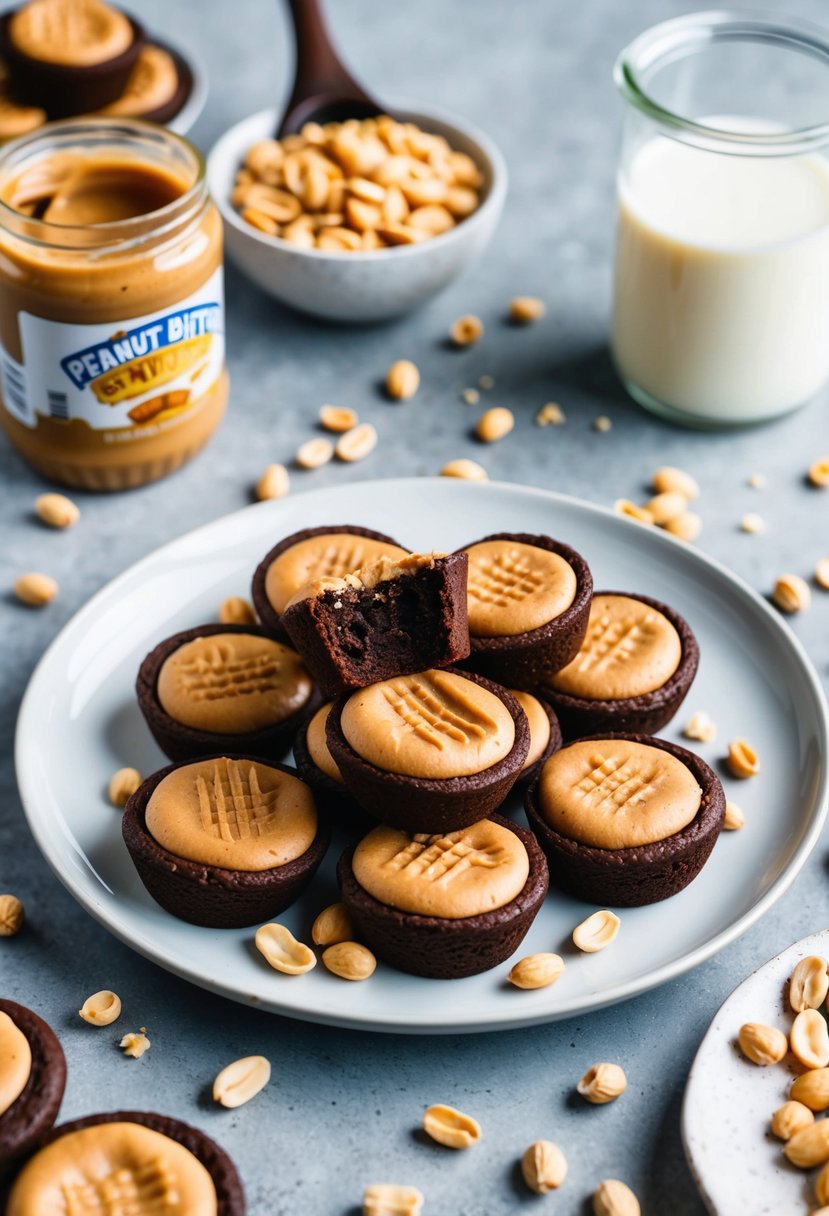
[5,1110,244,1215]
[326,668,529,834]
[251,525,408,642]
[525,733,724,906]
[539,592,699,739]
[137,623,316,764]
[293,702,374,835]
[122,755,330,928]
[456,532,592,689]
[338,815,549,979]
[282,551,470,698]
[510,689,562,786]
[0,1000,65,1179]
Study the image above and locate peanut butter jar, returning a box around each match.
[0,117,227,489]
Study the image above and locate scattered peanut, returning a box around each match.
[120,1031,150,1059]
[322,941,376,980]
[521,1140,567,1193]
[593,415,612,433]
[740,512,765,534]
[747,472,766,489]
[683,711,716,743]
[613,500,653,525]
[808,457,829,488]
[296,437,334,469]
[319,404,359,432]
[386,360,420,401]
[816,558,829,590]
[738,1022,787,1065]
[577,1062,627,1104]
[771,1100,814,1140]
[108,767,142,808]
[79,990,121,1027]
[311,902,355,947]
[213,1055,271,1107]
[422,1103,481,1149]
[791,1009,829,1070]
[35,492,79,529]
[13,572,58,606]
[790,957,829,1013]
[652,466,700,500]
[816,1161,829,1205]
[536,402,566,426]
[219,596,256,626]
[255,923,316,975]
[593,1179,640,1216]
[791,1069,829,1112]
[440,459,488,481]
[646,491,688,525]
[256,463,290,500]
[507,953,564,990]
[784,1120,829,1168]
[450,314,484,346]
[572,909,621,953]
[336,422,378,463]
[461,387,480,405]
[475,406,514,443]
[509,296,546,324]
[0,894,24,937]
[773,573,811,614]
[664,511,702,541]
[723,801,745,831]
[727,738,759,779]
[478,374,494,390]
[363,1184,423,1216]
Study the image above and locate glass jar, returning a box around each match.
[612,11,829,428]
[0,118,226,489]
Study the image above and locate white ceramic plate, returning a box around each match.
[15,479,829,1034]
[683,930,829,1214]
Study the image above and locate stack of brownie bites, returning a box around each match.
[123,523,725,980]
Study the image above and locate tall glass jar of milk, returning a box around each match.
[613,12,829,427]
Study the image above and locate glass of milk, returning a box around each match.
[612,11,829,427]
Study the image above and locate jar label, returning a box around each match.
[2,267,224,435]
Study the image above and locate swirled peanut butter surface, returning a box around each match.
[156,633,312,735]
[340,669,515,778]
[510,690,551,771]
[306,702,344,784]
[0,1011,32,1117]
[353,822,529,918]
[265,534,408,615]
[145,757,317,871]
[547,594,681,700]
[7,1121,217,1216]
[538,738,701,849]
[463,540,577,637]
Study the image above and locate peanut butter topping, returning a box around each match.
[145,757,317,872]
[7,1121,217,1216]
[511,690,551,771]
[0,1011,32,1118]
[156,633,312,735]
[264,533,409,615]
[538,738,701,849]
[284,551,446,611]
[9,0,134,67]
[463,540,577,637]
[340,669,515,779]
[306,702,344,784]
[353,821,529,919]
[547,594,682,701]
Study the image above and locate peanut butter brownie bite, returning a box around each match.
[137,623,315,763]
[326,668,529,833]
[525,733,724,906]
[338,816,549,978]
[539,591,699,738]
[293,702,373,834]
[509,689,562,786]
[456,532,592,689]
[122,755,330,927]
[0,1000,65,1179]
[251,525,408,641]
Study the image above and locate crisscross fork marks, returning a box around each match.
[468,550,545,608]
[381,675,496,751]
[177,642,282,702]
[195,760,282,841]
[62,1158,179,1216]
[572,614,644,674]
[575,754,660,813]
[306,540,372,583]
[385,831,505,883]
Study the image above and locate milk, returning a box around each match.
[612,130,829,423]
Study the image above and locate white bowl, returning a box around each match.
[206,105,507,322]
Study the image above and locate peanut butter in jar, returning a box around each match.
[0,117,227,490]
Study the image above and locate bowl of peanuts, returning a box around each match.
[206,105,507,322]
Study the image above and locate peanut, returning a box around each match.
[386,360,420,401]
[219,596,256,626]
[652,466,700,500]
[593,1179,640,1216]
[740,512,765,534]
[791,1009,829,1070]
[296,437,334,469]
[35,492,79,529]
[816,558,829,590]
[450,314,484,346]
[335,423,377,463]
[521,1140,567,1193]
[790,956,829,1013]
[213,1055,271,1107]
[14,572,58,606]
[256,463,290,500]
[320,404,359,432]
[665,511,702,541]
[322,941,376,980]
[808,457,829,488]
[572,909,620,953]
[771,1100,814,1139]
[646,491,688,525]
[727,738,759,779]
[723,801,745,831]
[440,459,488,481]
[593,415,612,432]
[461,387,480,405]
[536,402,565,426]
[363,1184,423,1216]
[475,406,514,443]
[785,1120,829,1168]
[311,903,355,947]
[791,1069,829,1112]
[422,1103,481,1149]
[816,1161,829,1205]
[0,894,24,937]
[738,1022,787,1065]
[508,953,564,990]
[773,573,811,614]
[683,711,716,743]
[255,923,316,975]
[108,767,142,808]
[120,1031,150,1059]
[509,296,546,324]
[577,1062,627,1104]
[79,990,121,1027]
[613,500,653,525]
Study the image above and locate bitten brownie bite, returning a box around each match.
[281,551,470,698]
[539,591,699,738]
[326,668,529,833]
[122,755,330,928]
[0,1000,66,1178]
[524,733,724,906]
[5,1111,244,1215]
[136,623,315,763]
[338,816,549,978]
[456,532,592,689]
[251,525,408,641]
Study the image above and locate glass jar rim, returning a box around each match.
[0,116,207,253]
[615,9,829,155]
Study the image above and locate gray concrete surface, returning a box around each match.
[2,1,829,1211]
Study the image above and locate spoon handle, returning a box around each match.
[281,0,373,127]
